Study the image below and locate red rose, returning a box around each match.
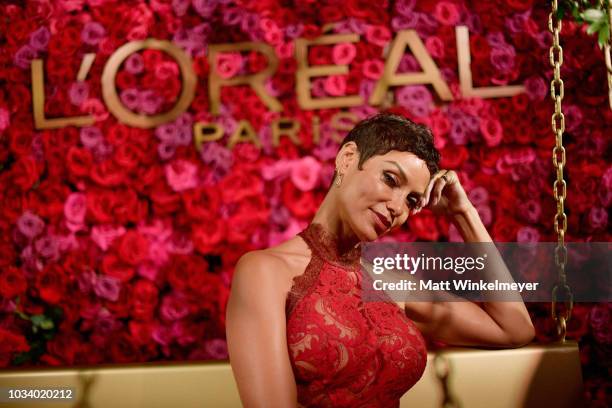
[220,168,263,203]
[66,146,93,178]
[129,320,155,345]
[149,180,183,215]
[35,264,66,304]
[45,331,82,365]
[104,283,130,318]
[440,146,468,169]
[0,241,17,268]
[492,217,521,242]
[102,253,135,282]
[117,230,149,265]
[91,159,125,187]
[10,156,40,191]
[115,143,145,170]
[32,180,70,221]
[0,329,30,367]
[182,187,221,220]
[192,218,226,254]
[164,254,208,292]
[87,188,119,223]
[8,128,33,156]
[0,266,27,298]
[130,280,159,320]
[108,332,142,363]
[282,179,318,218]
[408,211,440,241]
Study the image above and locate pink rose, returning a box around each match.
[0,108,9,132]
[517,226,540,243]
[215,52,242,79]
[365,25,391,47]
[17,211,45,239]
[165,159,198,192]
[362,59,384,80]
[588,207,608,231]
[475,204,492,226]
[480,118,503,147]
[434,1,460,25]
[69,82,89,106]
[262,159,293,181]
[332,42,357,65]
[64,192,87,224]
[324,75,347,96]
[425,36,444,58]
[82,21,106,46]
[91,225,126,251]
[160,292,190,321]
[291,156,322,192]
[94,275,121,302]
[468,186,489,206]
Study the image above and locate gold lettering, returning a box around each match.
[101,39,196,128]
[32,59,95,129]
[271,118,301,146]
[228,120,261,149]
[369,30,453,105]
[295,33,364,110]
[312,115,321,145]
[193,122,223,151]
[456,26,525,98]
[330,112,358,143]
[208,42,281,115]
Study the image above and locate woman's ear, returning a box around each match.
[335,142,359,174]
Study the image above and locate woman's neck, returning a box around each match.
[310,192,361,254]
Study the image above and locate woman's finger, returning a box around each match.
[431,175,447,205]
[421,170,448,208]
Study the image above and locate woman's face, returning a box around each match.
[336,144,431,241]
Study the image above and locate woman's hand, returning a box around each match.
[414,169,473,217]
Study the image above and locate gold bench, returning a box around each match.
[0,343,582,407]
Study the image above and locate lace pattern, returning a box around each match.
[285,223,427,408]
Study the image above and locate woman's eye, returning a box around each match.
[407,198,418,209]
[383,173,397,186]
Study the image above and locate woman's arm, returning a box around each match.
[405,171,535,348]
[226,251,298,407]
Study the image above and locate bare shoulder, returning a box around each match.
[233,238,310,299]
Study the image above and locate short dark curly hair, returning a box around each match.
[335,113,441,181]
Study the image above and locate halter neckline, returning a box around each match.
[297,222,362,266]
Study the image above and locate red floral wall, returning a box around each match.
[0,0,609,404]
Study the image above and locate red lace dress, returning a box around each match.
[286,223,427,407]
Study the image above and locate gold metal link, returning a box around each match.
[549,45,564,67]
[606,0,612,109]
[548,0,572,343]
[550,78,564,99]
[553,179,567,200]
[551,111,565,134]
[552,145,566,167]
[433,353,461,408]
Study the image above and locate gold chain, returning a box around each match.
[606,0,612,109]
[548,0,573,342]
[434,353,460,408]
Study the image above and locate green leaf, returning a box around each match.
[586,20,602,35]
[582,8,604,22]
[12,352,32,365]
[598,26,610,47]
[30,314,55,330]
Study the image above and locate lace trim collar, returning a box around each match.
[298,222,361,266]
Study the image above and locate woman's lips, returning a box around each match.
[371,209,391,233]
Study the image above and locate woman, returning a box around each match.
[226,113,535,407]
